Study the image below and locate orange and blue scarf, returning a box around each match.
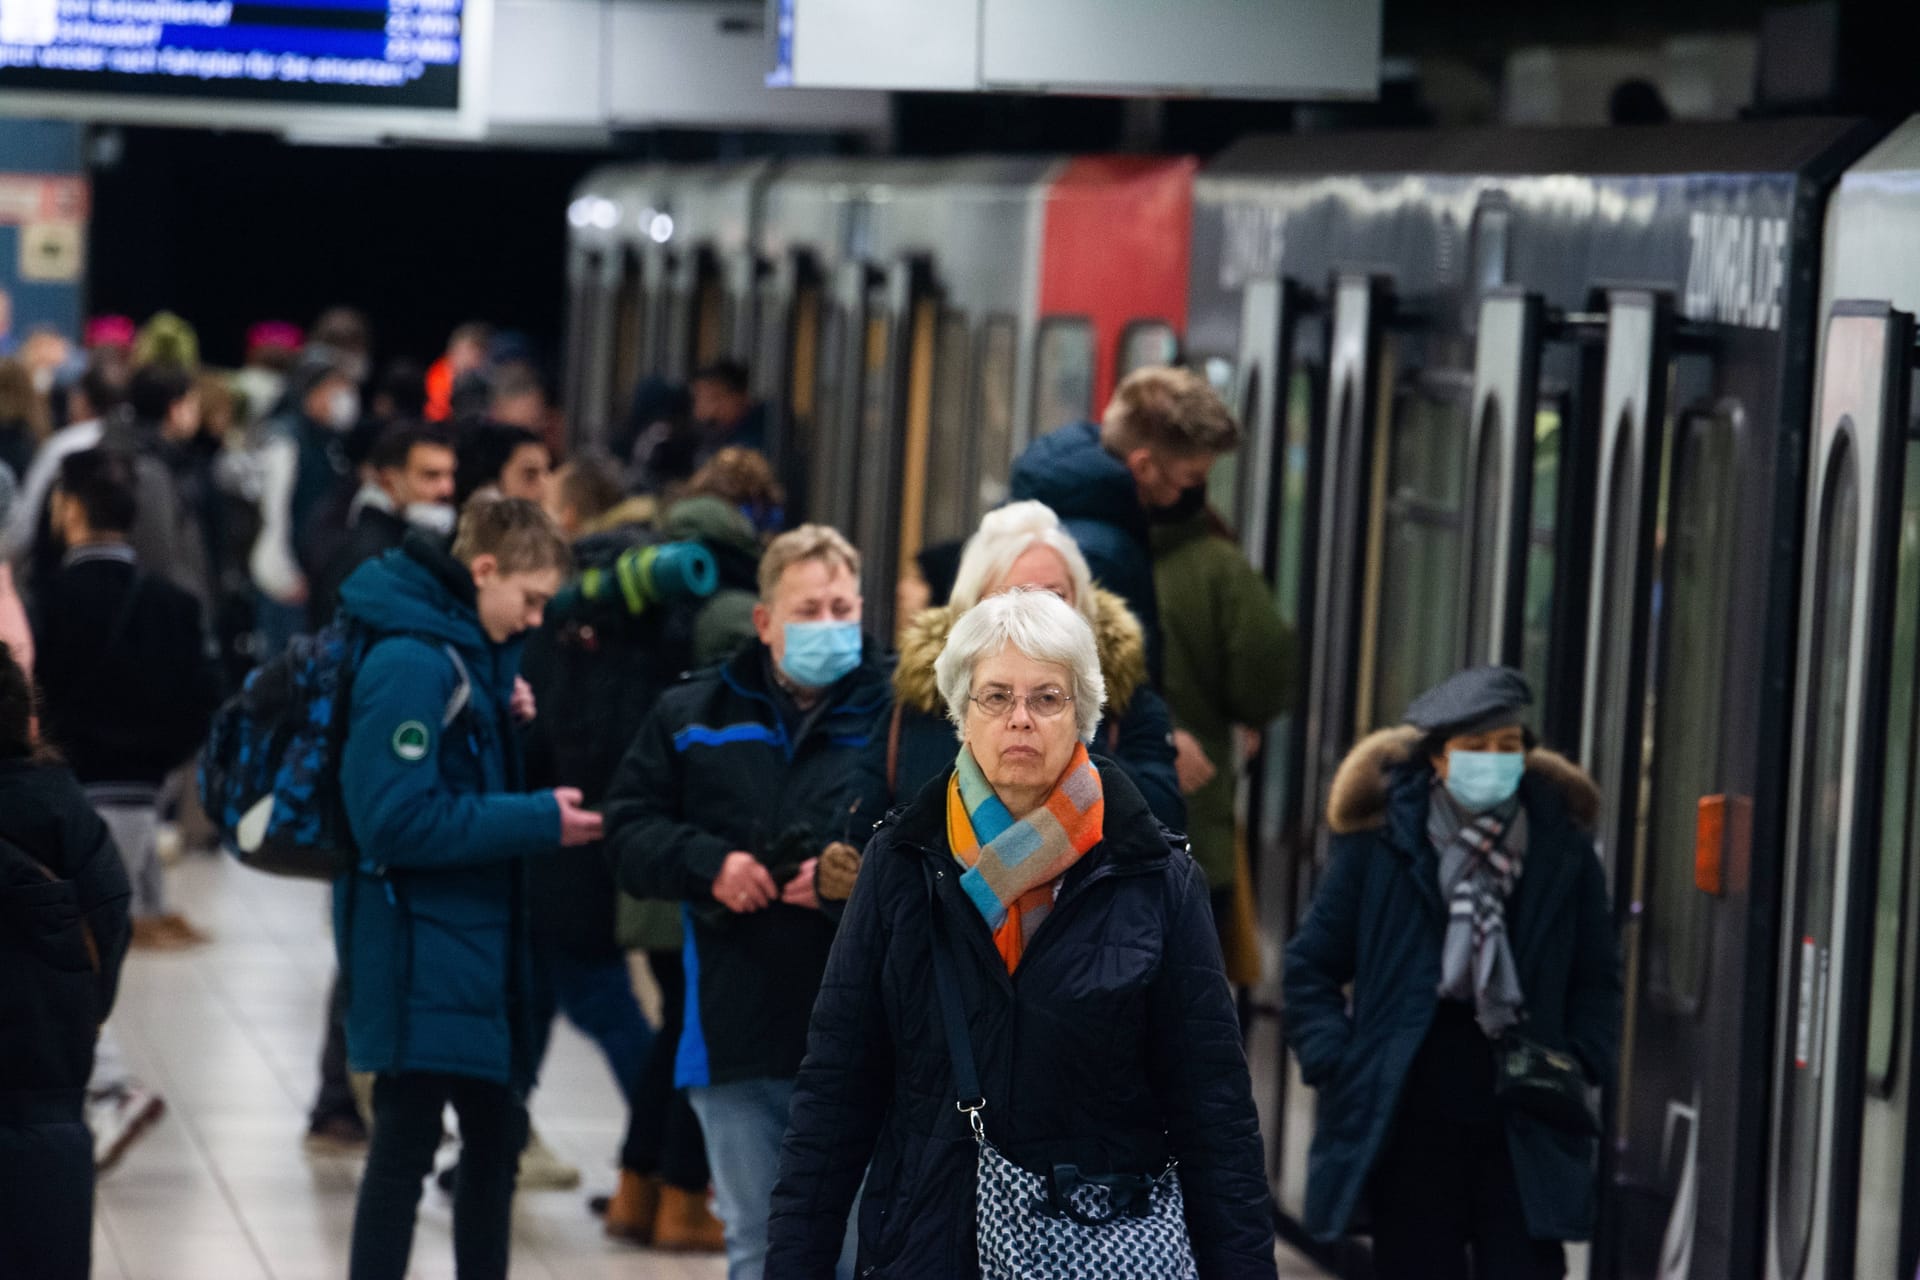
[946,742,1105,972]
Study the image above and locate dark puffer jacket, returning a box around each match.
[882,587,1184,833]
[765,762,1276,1279]
[1282,727,1621,1242]
[1010,421,1161,680]
[603,642,892,1087]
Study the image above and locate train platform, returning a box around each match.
[92,851,1326,1279]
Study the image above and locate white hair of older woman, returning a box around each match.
[935,588,1108,743]
[947,500,1098,628]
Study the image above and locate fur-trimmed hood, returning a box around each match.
[892,587,1147,718]
[1325,725,1599,835]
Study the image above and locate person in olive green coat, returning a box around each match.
[1150,501,1295,916]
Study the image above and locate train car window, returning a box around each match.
[853,305,895,580]
[1520,400,1562,699]
[1120,321,1179,376]
[975,317,1018,521]
[1778,434,1861,1272]
[1370,373,1470,730]
[1033,317,1096,435]
[1866,443,1920,1095]
[612,250,645,421]
[926,311,974,546]
[808,302,848,532]
[1463,400,1505,665]
[1646,410,1737,1010]
[695,272,729,367]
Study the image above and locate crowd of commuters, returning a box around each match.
[0,300,1619,1280]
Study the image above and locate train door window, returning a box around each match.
[925,311,974,546]
[1370,372,1471,730]
[695,270,729,367]
[1646,410,1738,1009]
[853,301,895,583]
[1120,321,1179,376]
[753,276,784,402]
[1778,435,1861,1273]
[1033,317,1096,435]
[1206,355,1241,519]
[1520,399,1563,700]
[809,302,848,530]
[1463,401,1505,665]
[612,250,646,420]
[975,317,1018,521]
[788,280,823,453]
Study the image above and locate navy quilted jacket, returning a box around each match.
[765,761,1276,1280]
[331,538,560,1089]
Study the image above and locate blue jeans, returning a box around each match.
[689,1078,857,1280]
[527,946,654,1100]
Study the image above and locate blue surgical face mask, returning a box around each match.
[780,621,862,688]
[1444,750,1526,813]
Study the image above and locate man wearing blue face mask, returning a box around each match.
[602,522,889,1280]
[1281,666,1622,1280]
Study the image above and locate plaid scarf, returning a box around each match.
[1428,782,1529,1037]
[946,742,1105,972]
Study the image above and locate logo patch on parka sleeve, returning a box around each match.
[391,721,432,762]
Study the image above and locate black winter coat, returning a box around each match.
[1281,728,1622,1243]
[603,643,892,1086]
[0,757,130,1104]
[308,501,410,632]
[765,761,1276,1280]
[33,548,224,790]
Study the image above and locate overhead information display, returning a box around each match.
[0,0,468,109]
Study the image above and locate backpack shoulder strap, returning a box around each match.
[438,644,472,729]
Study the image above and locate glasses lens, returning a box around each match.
[1031,691,1067,717]
[977,691,1013,716]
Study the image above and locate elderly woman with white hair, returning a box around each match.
[866,502,1181,868]
[764,589,1275,1280]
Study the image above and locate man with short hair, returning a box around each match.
[604,523,889,1280]
[456,421,552,508]
[308,424,458,629]
[1009,365,1243,680]
[336,497,601,1280]
[488,360,549,431]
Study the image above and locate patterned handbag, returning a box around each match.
[925,869,1198,1280]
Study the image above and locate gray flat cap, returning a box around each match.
[1403,665,1532,738]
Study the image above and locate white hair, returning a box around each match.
[948,501,1098,628]
[935,589,1107,743]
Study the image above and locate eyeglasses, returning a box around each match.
[969,688,1074,720]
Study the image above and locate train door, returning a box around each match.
[1229,274,1328,1224]
[973,316,1020,522]
[1851,351,1920,1280]
[665,248,728,382]
[772,253,825,521]
[1768,301,1913,1280]
[562,247,615,454]
[607,248,648,444]
[857,259,945,644]
[809,261,871,541]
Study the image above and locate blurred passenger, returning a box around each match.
[246,349,359,656]
[681,445,786,538]
[604,524,890,1280]
[32,448,222,950]
[640,361,764,492]
[1010,366,1243,682]
[20,325,78,401]
[82,316,136,386]
[0,472,32,677]
[0,356,51,482]
[127,361,212,610]
[309,305,373,382]
[231,320,304,429]
[1151,495,1295,970]
[546,454,625,541]
[426,321,493,423]
[132,311,199,372]
[334,498,595,1280]
[764,589,1276,1279]
[621,376,691,491]
[1283,667,1622,1279]
[368,357,428,427]
[309,424,457,630]
[879,503,1183,888]
[10,365,127,585]
[0,639,132,1280]
[456,420,551,508]
[488,359,549,431]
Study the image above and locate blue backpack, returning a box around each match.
[198,623,470,880]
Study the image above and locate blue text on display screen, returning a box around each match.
[0,0,465,109]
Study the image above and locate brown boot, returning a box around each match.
[604,1170,661,1244]
[651,1183,726,1252]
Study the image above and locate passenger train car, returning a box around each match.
[564,119,1920,1280]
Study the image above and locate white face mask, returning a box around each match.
[403,502,457,537]
[30,366,54,395]
[325,387,360,431]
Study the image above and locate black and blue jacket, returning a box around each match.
[603,641,891,1089]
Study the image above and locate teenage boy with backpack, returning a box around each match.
[332,497,602,1280]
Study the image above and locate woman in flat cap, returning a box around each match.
[1282,666,1621,1278]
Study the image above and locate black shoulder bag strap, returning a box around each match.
[923,863,987,1139]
